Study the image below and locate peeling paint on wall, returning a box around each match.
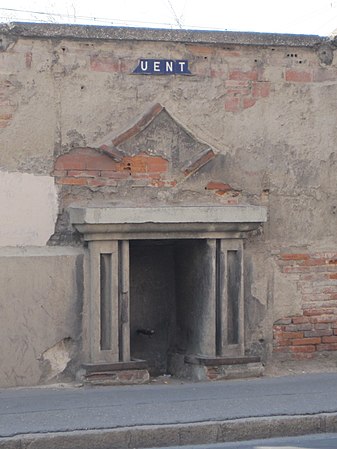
[0,247,83,387]
[0,171,58,246]
[39,337,75,383]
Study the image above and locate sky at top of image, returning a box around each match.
[0,0,337,36]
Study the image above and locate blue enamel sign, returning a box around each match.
[133,59,191,75]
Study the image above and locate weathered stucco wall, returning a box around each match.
[0,172,58,246]
[0,247,85,387]
[0,23,337,386]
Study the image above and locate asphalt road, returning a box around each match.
[154,433,337,449]
[1,373,337,437]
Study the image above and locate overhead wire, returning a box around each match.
[0,3,335,34]
[165,0,183,29]
[312,12,337,34]
[0,6,232,31]
[0,6,173,27]
[0,6,224,32]
[283,3,335,33]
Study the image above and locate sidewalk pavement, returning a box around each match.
[1,372,337,448]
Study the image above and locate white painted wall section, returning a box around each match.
[0,171,58,246]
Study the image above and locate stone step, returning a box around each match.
[184,355,264,381]
[80,360,150,385]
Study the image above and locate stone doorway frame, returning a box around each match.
[70,204,267,383]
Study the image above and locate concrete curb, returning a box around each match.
[1,413,337,449]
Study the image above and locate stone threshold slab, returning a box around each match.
[184,355,261,366]
[82,360,147,373]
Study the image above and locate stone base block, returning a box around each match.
[169,353,264,381]
[79,360,150,386]
[204,362,264,380]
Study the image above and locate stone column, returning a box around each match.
[87,240,130,364]
[216,239,244,357]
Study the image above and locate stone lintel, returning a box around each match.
[78,230,247,241]
[69,205,267,240]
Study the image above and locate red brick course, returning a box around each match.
[224,77,271,113]
[285,69,313,82]
[280,253,310,261]
[224,97,240,113]
[90,54,130,73]
[0,80,17,128]
[224,82,271,112]
[284,68,337,84]
[317,343,337,351]
[291,337,321,346]
[304,329,332,338]
[229,70,259,81]
[204,181,241,204]
[53,147,169,187]
[322,336,337,343]
[290,346,316,353]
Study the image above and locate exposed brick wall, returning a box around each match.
[273,252,337,360]
[90,54,130,73]
[54,148,169,187]
[0,79,16,128]
[89,52,272,114]
[205,181,241,204]
[87,49,337,116]
[224,69,270,113]
[284,69,313,82]
[284,68,337,83]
